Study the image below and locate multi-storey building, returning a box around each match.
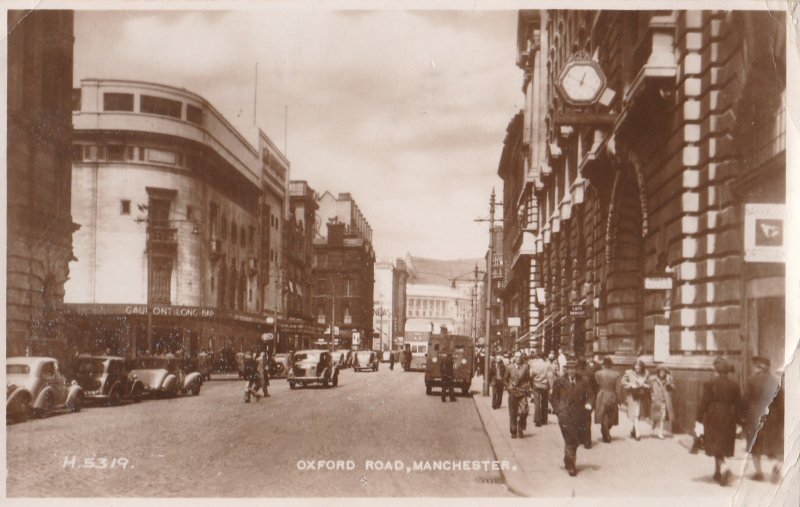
[392,258,409,348]
[508,10,786,433]
[65,79,284,357]
[403,255,483,340]
[373,259,395,352]
[282,180,322,350]
[7,10,76,361]
[312,192,375,350]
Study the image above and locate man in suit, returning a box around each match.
[594,357,622,443]
[440,353,456,402]
[528,351,553,427]
[489,355,506,409]
[551,359,593,476]
[504,352,531,438]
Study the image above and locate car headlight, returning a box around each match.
[461,359,467,365]
[432,357,438,363]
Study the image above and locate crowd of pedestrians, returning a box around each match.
[481,348,784,485]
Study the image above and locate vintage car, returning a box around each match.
[128,357,203,397]
[73,355,145,405]
[269,353,292,379]
[196,352,213,381]
[7,357,84,421]
[353,351,379,372]
[425,334,475,396]
[287,350,339,389]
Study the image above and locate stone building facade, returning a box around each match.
[510,10,786,433]
[7,10,76,361]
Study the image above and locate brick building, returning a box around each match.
[507,10,786,433]
[7,10,77,361]
[312,192,375,350]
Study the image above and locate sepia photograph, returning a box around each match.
[4,1,798,505]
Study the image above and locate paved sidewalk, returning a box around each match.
[472,390,788,503]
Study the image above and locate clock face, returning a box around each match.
[557,60,606,105]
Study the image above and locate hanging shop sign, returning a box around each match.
[744,203,785,263]
[569,305,586,318]
[644,276,673,290]
[507,317,521,328]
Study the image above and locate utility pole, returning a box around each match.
[329,278,336,352]
[477,189,498,397]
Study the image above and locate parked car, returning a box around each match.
[73,355,145,406]
[128,357,203,397]
[196,352,213,381]
[270,353,292,379]
[7,357,84,421]
[353,351,379,372]
[287,350,339,389]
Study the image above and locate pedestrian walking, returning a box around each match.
[557,348,567,376]
[440,353,456,402]
[243,353,262,402]
[490,355,506,409]
[743,356,784,482]
[389,349,395,370]
[577,358,597,448]
[503,352,531,438]
[648,365,674,439]
[551,360,593,476]
[528,351,553,427]
[258,351,270,397]
[594,357,621,443]
[621,359,650,440]
[696,356,742,486]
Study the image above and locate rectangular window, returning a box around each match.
[103,93,134,112]
[107,144,125,161]
[149,256,172,304]
[121,200,131,215]
[138,147,145,161]
[140,95,182,119]
[148,148,178,165]
[97,145,106,160]
[72,88,81,111]
[186,104,203,125]
[126,146,135,160]
[71,145,83,162]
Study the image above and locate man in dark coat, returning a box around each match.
[576,358,597,448]
[503,353,531,438]
[440,353,456,402]
[743,356,784,482]
[489,355,506,409]
[697,356,742,486]
[389,349,395,370]
[594,357,621,443]
[551,360,593,476]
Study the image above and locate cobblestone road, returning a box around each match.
[7,366,511,497]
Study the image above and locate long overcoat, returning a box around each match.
[594,368,621,425]
[551,375,592,445]
[743,371,784,458]
[697,374,741,458]
[648,374,674,424]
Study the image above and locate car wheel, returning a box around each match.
[289,381,296,389]
[39,393,54,418]
[16,397,31,422]
[131,385,143,403]
[69,393,84,413]
[322,374,329,389]
[332,373,339,387]
[108,387,121,407]
[462,387,470,396]
[426,384,432,395]
[191,382,201,396]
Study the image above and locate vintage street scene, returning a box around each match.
[5,4,796,504]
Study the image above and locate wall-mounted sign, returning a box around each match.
[644,276,673,290]
[653,325,670,362]
[569,305,586,318]
[745,203,785,263]
[352,332,361,346]
[507,317,521,327]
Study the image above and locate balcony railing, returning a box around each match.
[147,227,177,255]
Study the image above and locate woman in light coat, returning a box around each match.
[648,365,674,439]
[620,359,649,440]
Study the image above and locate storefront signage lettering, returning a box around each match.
[124,305,215,318]
[744,203,784,263]
[569,305,586,318]
[644,277,673,290]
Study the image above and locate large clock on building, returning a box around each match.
[556,59,607,106]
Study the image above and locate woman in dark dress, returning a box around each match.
[743,356,784,482]
[697,357,742,486]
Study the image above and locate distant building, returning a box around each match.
[312,192,376,349]
[403,255,483,340]
[373,259,394,351]
[392,258,409,348]
[7,10,76,361]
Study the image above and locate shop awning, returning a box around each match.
[533,312,560,338]
[515,329,535,344]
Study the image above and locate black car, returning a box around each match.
[73,355,145,405]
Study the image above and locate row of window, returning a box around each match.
[72,143,195,169]
[73,90,205,126]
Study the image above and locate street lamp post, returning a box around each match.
[475,189,500,397]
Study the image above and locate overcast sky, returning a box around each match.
[74,9,522,261]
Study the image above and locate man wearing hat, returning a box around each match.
[696,356,742,486]
[594,357,621,443]
[743,356,784,482]
[489,354,506,409]
[504,352,531,438]
[551,359,593,476]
